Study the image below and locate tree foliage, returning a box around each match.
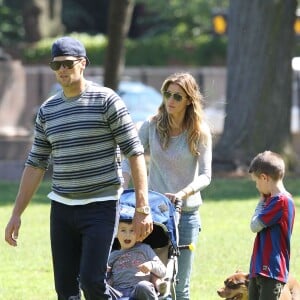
[0,3,24,47]
[135,0,228,39]
[62,0,109,34]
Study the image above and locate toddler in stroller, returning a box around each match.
[108,189,181,300]
[107,219,167,299]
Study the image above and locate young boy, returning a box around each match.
[107,220,167,300]
[248,150,295,300]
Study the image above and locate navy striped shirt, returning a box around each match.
[26,81,143,198]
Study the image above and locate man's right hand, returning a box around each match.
[5,216,21,247]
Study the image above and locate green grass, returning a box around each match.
[0,178,300,300]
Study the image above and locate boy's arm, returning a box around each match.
[106,266,112,284]
[138,257,166,278]
[150,256,167,278]
[250,199,266,233]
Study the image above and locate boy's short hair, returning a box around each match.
[248,150,285,181]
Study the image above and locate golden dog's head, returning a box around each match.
[217,271,249,300]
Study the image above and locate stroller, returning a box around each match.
[112,188,184,300]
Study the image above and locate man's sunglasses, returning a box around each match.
[162,91,184,102]
[49,59,82,71]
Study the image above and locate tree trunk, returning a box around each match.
[22,0,64,42]
[22,0,42,42]
[104,0,135,90]
[213,0,297,173]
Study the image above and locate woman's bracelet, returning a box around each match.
[182,187,195,198]
[181,189,189,198]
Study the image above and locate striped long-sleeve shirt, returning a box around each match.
[26,81,144,198]
[249,193,295,283]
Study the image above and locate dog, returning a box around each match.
[217,270,300,300]
[217,271,249,300]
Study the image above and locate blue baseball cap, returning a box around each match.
[51,36,90,66]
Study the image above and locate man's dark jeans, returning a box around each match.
[50,200,118,300]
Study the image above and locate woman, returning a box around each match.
[123,72,212,300]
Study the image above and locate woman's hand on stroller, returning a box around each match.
[165,191,186,203]
[165,193,183,214]
[133,213,153,242]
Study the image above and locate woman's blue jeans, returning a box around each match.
[50,200,118,300]
[176,210,201,300]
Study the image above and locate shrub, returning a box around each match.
[22,32,227,66]
[23,33,107,65]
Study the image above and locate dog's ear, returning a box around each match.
[245,274,250,287]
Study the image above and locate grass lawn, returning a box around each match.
[0,177,299,299]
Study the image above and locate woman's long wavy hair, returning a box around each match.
[154,72,208,156]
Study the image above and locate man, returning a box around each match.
[5,36,153,300]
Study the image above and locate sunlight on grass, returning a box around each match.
[1,178,299,299]
[191,177,300,300]
[0,202,55,300]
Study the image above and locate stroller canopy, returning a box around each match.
[119,189,178,248]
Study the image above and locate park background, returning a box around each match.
[0,0,300,299]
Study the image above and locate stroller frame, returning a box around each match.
[114,189,182,300]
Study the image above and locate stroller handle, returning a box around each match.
[178,243,195,251]
[174,198,183,213]
[174,198,195,252]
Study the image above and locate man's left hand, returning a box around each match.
[133,213,153,242]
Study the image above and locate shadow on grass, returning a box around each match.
[1,176,300,207]
[202,177,256,201]
[203,176,300,207]
[0,180,52,206]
